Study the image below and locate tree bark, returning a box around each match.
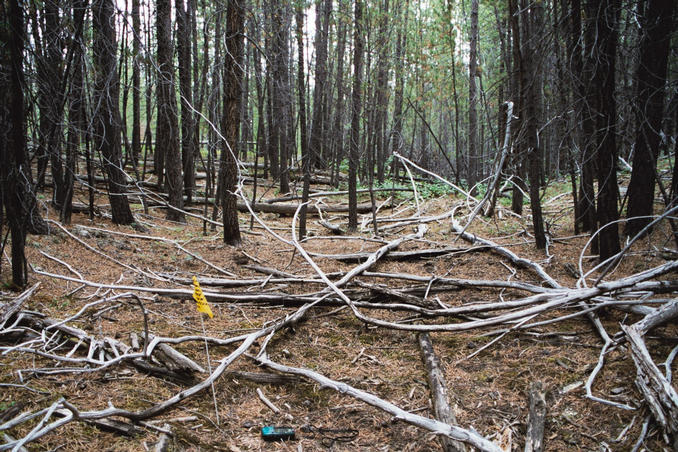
[156,0,185,222]
[593,0,622,260]
[625,0,675,237]
[295,4,311,239]
[309,0,331,170]
[348,0,364,232]
[177,0,196,203]
[418,333,466,452]
[467,0,480,192]
[219,0,245,246]
[131,0,141,169]
[523,0,546,249]
[1,0,31,286]
[92,0,135,225]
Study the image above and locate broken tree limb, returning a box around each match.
[255,355,502,452]
[0,301,322,450]
[309,246,466,263]
[418,333,466,452]
[622,301,678,439]
[394,152,478,203]
[265,187,413,204]
[524,381,546,452]
[623,324,678,436]
[327,225,427,289]
[450,216,559,289]
[0,283,39,328]
[317,219,345,235]
[236,201,374,216]
[485,101,514,218]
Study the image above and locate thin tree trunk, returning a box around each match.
[390,0,409,181]
[92,0,135,225]
[348,0,364,232]
[309,0,331,170]
[295,5,311,239]
[177,0,196,203]
[1,0,32,286]
[593,0,622,259]
[508,0,524,215]
[219,0,245,245]
[625,0,675,237]
[523,0,546,249]
[467,0,480,192]
[131,0,141,168]
[331,0,348,187]
[156,0,185,222]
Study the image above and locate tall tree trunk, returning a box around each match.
[219,0,245,246]
[309,0,331,170]
[1,0,33,286]
[131,0,141,168]
[331,0,348,187]
[296,4,311,239]
[37,0,67,207]
[591,0,622,259]
[390,0,409,180]
[92,0,134,225]
[523,0,546,249]
[374,0,390,183]
[625,0,675,237]
[508,0,524,215]
[177,0,196,203]
[156,0,185,222]
[348,0,363,232]
[467,0,480,192]
[270,0,291,193]
[62,0,86,225]
[577,0,597,236]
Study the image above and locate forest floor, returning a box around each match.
[1,171,677,451]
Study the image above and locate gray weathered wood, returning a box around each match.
[524,381,546,452]
[418,333,466,452]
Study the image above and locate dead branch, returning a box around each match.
[0,283,39,328]
[524,381,546,452]
[450,216,559,289]
[0,301,320,450]
[418,333,467,452]
[265,187,413,204]
[255,355,502,452]
[623,300,678,440]
[309,246,466,263]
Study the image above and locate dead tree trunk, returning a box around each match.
[219,0,245,246]
[348,0,364,232]
[92,0,135,225]
[156,0,185,222]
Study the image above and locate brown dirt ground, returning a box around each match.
[1,179,677,451]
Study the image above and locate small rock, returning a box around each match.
[75,227,90,238]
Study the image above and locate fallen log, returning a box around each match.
[266,187,413,204]
[0,283,39,328]
[524,381,546,452]
[140,198,374,216]
[622,300,678,440]
[418,333,466,452]
[310,246,466,263]
[256,355,502,452]
[318,219,345,235]
[236,201,374,216]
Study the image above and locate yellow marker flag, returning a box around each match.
[192,276,213,318]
